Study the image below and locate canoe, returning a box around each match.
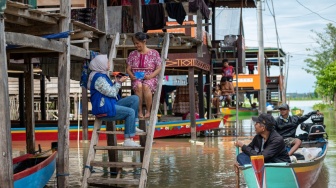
[240,120,327,188]
[291,108,304,116]
[11,118,224,141]
[13,151,57,188]
[220,107,258,116]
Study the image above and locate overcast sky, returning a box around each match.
[241,0,336,93]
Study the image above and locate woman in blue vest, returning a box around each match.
[87,54,141,147]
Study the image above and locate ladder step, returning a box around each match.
[90,161,142,168]
[94,146,145,151]
[97,130,147,136]
[87,177,140,186]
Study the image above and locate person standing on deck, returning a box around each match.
[275,103,322,156]
[126,32,162,119]
[235,113,290,165]
[221,59,235,82]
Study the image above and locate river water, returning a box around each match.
[12,100,336,187]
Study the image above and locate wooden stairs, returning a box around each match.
[81,32,170,188]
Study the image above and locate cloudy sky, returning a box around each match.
[241,0,336,93]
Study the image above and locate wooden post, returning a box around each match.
[198,70,205,118]
[211,1,216,39]
[188,67,196,140]
[19,74,25,127]
[57,0,71,187]
[81,37,89,140]
[40,74,46,120]
[0,15,14,188]
[97,0,108,54]
[132,0,142,32]
[106,121,118,175]
[196,10,203,57]
[139,119,146,161]
[206,71,211,119]
[24,57,35,154]
[74,94,78,120]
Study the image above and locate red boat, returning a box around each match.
[11,118,224,141]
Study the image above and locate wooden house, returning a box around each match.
[0,0,256,187]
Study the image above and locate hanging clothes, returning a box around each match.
[189,0,211,19]
[142,3,166,32]
[165,3,186,25]
[122,6,134,33]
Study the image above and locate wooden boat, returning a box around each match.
[13,151,57,188]
[11,118,224,141]
[220,107,258,116]
[291,107,304,116]
[239,115,327,187]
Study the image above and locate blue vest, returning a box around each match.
[90,73,117,117]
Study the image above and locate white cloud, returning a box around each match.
[241,0,335,93]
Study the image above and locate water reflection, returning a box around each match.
[12,100,336,188]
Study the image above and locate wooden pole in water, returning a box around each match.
[24,57,35,154]
[0,13,14,188]
[188,67,196,140]
[57,0,71,186]
[81,37,89,140]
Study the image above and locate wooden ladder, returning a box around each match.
[81,33,170,188]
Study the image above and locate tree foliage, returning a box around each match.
[304,23,336,104]
[316,61,336,97]
[304,23,336,76]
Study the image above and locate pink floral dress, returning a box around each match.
[127,49,161,93]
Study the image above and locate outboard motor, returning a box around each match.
[300,114,327,140]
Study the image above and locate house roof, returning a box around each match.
[245,47,287,58]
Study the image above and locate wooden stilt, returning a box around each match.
[57,0,71,187]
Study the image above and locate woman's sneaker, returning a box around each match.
[123,140,141,147]
[136,127,144,132]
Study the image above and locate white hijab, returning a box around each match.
[87,54,109,88]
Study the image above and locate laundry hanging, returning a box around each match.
[165,2,186,25]
[142,3,166,32]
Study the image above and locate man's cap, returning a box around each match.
[277,103,289,110]
[252,113,276,128]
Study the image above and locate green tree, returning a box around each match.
[316,61,336,108]
[304,23,336,104]
[304,23,336,74]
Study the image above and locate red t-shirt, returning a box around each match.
[222,66,234,77]
[248,63,254,70]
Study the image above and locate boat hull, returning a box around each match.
[13,151,57,188]
[220,107,258,116]
[11,118,223,141]
[241,141,327,188]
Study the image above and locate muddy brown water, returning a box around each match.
[12,100,336,187]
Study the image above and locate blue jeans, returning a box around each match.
[100,95,139,138]
[237,153,251,166]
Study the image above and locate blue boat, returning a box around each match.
[13,151,57,188]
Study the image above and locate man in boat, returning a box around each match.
[275,103,321,156]
[235,113,290,165]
